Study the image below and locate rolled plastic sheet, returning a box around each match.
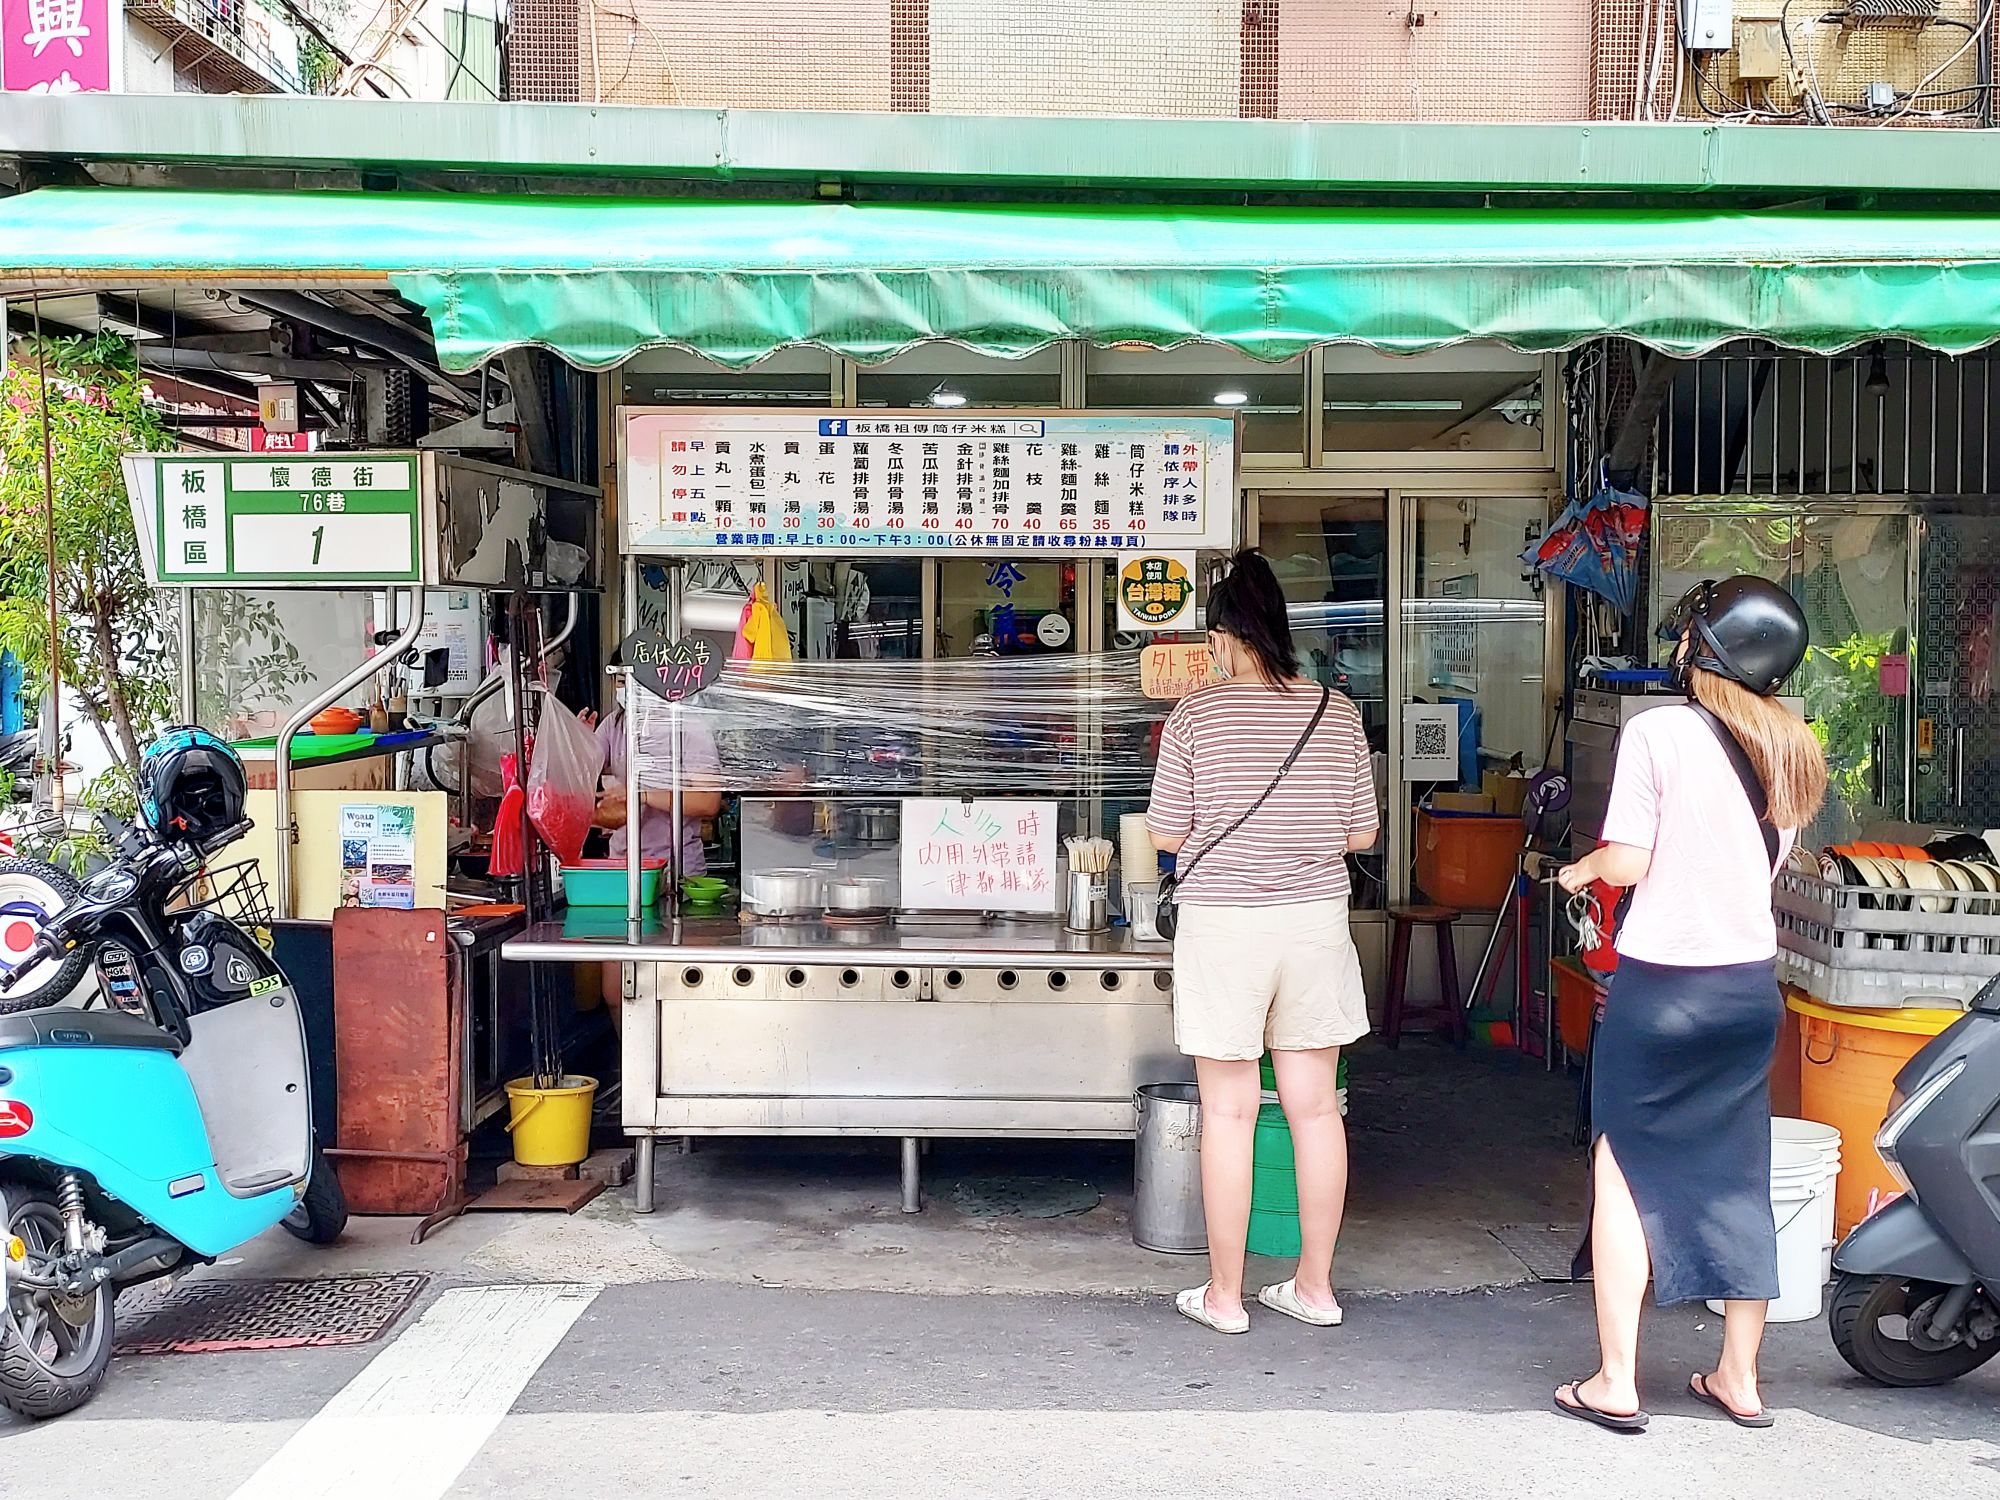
[630,651,1171,797]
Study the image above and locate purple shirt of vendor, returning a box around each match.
[595,705,720,875]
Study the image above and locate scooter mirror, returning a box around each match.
[1973,970,2000,1015]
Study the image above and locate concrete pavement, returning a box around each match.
[3,1278,1994,1499]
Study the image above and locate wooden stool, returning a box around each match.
[1382,905,1468,1048]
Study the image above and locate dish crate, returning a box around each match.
[1773,869,2000,1010]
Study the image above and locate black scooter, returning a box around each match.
[1828,972,2000,1386]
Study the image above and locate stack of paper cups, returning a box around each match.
[1119,811,1158,895]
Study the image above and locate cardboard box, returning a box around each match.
[1430,791,1495,814]
[1482,773,1529,817]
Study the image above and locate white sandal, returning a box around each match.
[1256,1278,1343,1327]
[1175,1283,1249,1335]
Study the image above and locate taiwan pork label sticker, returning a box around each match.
[621,625,730,703]
[1115,552,1198,632]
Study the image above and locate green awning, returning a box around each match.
[8,186,2000,372]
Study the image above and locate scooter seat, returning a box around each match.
[0,1008,182,1055]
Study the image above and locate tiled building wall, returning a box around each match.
[513,0,1983,124]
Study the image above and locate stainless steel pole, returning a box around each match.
[667,560,685,919]
[276,586,426,919]
[624,554,642,933]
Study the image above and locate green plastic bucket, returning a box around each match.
[1245,1057,1353,1258]
[1247,1208,1303,1257]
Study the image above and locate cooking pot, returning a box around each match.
[825,876,894,912]
[841,805,901,845]
[746,868,821,913]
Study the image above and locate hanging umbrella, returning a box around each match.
[1522,483,1649,615]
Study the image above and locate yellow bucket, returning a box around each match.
[504,1074,598,1167]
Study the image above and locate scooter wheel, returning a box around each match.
[0,1179,115,1420]
[0,859,90,1014]
[1829,1272,2000,1387]
[282,1149,349,1245]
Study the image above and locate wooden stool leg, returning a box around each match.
[1383,919,1412,1048]
[1434,918,1468,1048]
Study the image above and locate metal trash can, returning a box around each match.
[1133,1083,1206,1253]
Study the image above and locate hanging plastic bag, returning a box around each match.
[525,694,599,868]
[490,752,526,878]
[738,582,794,662]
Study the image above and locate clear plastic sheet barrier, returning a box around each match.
[632,652,1170,797]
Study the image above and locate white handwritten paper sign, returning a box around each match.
[898,799,1058,914]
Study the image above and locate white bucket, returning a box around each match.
[1772,1117,1843,1283]
[1707,1140,1831,1322]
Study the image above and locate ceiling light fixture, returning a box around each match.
[930,387,968,408]
[1212,390,1250,407]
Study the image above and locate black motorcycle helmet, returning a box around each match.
[1658,577,1810,697]
[138,726,249,845]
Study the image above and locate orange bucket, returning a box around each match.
[1791,995,1960,1235]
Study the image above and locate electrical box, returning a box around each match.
[1678,0,1734,50]
[1736,20,1784,80]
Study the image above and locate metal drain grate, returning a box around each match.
[1490,1225,1588,1283]
[939,1176,1101,1219]
[115,1274,428,1355]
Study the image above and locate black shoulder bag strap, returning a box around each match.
[1158,685,1331,932]
[1688,701,1782,874]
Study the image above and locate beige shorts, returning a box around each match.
[1172,898,1370,1061]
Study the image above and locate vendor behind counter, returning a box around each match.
[590,699,721,874]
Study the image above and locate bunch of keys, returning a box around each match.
[1566,889,1608,951]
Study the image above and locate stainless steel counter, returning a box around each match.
[502,911,1173,970]
[502,909,1186,1210]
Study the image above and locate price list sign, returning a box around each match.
[623,410,1237,556]
[131,454,423,586]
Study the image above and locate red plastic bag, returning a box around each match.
[526,695,599,868]
[490,752,526,878]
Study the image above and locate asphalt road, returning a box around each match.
[2,1280,1995,1499]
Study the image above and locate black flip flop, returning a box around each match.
[1689,1373,1775,1429]
[1554,1379,1649,1433]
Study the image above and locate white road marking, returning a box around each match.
[223,1283,600,1500]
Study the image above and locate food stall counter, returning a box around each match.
[502,912,1173,970]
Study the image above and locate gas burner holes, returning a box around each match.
[997,970,1020,991]
[891,969,913,989]
[839,968,862,988]
[942,969,965,990]
[1099,971,1123,991]
[784,968,808,989]
[731,967,755,988]
[1048,971,1070,992]
[681,967,704,988]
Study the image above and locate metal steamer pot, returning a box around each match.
[825,876,895,913]
[746,868,822,915]
[840,805,901,846]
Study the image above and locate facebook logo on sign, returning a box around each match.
[819,420,849,436]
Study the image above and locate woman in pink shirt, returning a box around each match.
[1553,577,1825,1433]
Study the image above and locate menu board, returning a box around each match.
[899,798,1059,914]
[623,409,1237,556]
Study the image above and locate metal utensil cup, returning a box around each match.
[1065,868,1109,933]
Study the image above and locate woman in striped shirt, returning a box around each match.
[1149,550,1379,1336]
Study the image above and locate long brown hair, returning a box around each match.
[1687,666,1827,831]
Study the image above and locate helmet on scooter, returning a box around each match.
[1658,577,1810,697]
[138,727,247,845]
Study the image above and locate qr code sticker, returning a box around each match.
[1412,719,1450,761]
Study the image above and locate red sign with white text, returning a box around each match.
[1,0,120,94]
[250,429,320,454]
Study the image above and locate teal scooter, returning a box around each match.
[0,728,345,1419]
